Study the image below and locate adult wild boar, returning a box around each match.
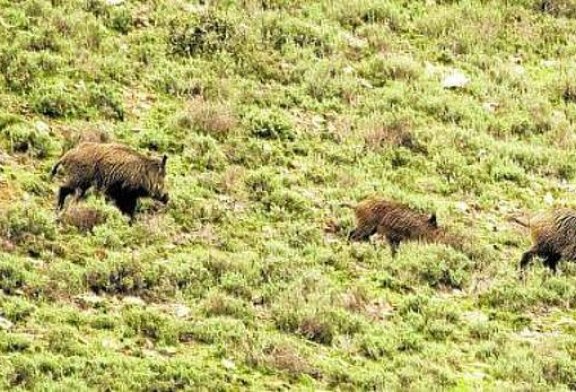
[51,142,169,222]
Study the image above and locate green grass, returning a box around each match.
[2,0,576,389]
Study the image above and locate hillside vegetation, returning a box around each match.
[2,0,576,390]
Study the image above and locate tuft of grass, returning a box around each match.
[247,336,319,379]
[245,108,295,141]
[167,10,241,58]
[175,98,238,140]
[1,123,55,158]
[360,115,425,153]
[58,206,107,233]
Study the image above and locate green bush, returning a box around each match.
[88,84,125,120]
[332,0,407,31]
[0,258,26,295]
[180,317,249,346]
[1,123,55,158]
[262,14,334,56]
[0,206,57,243]
[123,308,178,344]
[31,81,86,118]
[359,54,422,87]
[0,49,38,92]
[168,11,240,57]
[245,108,295,140]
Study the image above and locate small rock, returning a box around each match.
[482,102,499,113]
[0,316,13,330]
[456,201,469,213]
[142,349,161,358]
[541,59,557,68]
[477,149,488,159]
[511,64,525,75]
[496,202,512,214]
[466,371,486,380]
[172,304,191,318]
[159,346,178,356]
[424,61,439,76]
[75,293,106,307]
[34,121,50,134]
[358,78,373,89]
[0,151,10,164]
[510,55,523,64]
[442,70,469,89]
[516,328,559,341]
[558,182,576,193]
[343,66,355,75]
[222,358,236,370]
[183,3,206,13]
[101,338,121,350]
[342,32,367,49]
[462,311,488,324]
[550,110,567,126]
[123,296,146,306]
[485,216,499,232]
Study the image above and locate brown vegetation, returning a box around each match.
[362,118,423,153]
[58,206,107,233]
[178,98,238,139]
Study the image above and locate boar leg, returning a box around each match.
[114,195,138,224]
[543,253,561,274]
[386,236,401,258]
[57,185,75,210]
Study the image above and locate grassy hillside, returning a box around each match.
[2,0,576,390]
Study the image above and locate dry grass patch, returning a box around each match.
[177,98,238,139]
[217,165,246,194]
[0,181,21,205]
[57,123,112,152]
[248,338,320,379]
[58,206,107,233]
[361,116,424,153]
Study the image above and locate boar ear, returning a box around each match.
[429,213,438,227]
[161,154,168,169]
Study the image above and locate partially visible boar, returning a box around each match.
[513,209,576,275]
[51,142,169,222]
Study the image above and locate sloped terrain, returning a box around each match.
[2,0,576,390]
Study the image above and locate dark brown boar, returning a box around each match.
[513,209,576,274]
[347,197,448,257]
[51,142,169,222]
